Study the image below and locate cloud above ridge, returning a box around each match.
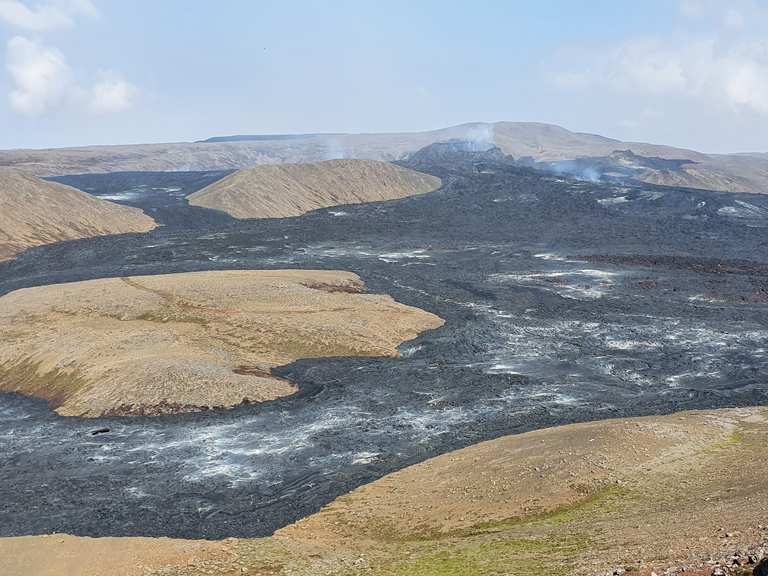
[90,71,137,113]
[0,0,96,31]
[1,0,137,117]
[6,35,71,115]
[548,0,768,145]
[553,37,768,116]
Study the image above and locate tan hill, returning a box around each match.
[469,122,767,194]
[484,121,704,161]
[0,169,157,262]
[0,270,443,417]
[3,407,765,575]
[187,159,442,219]
[1,122,766,194]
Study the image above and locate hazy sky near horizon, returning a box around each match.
[1,0,767,152]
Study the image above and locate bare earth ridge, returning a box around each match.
[0,270,444,417]
[0,168,157,262]
[2,122,766,194]
[187,159,442,219]
[2,407,765,575]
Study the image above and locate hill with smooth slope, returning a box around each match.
[187,159,442,219]
[0,270,443,417]
[0,169,156,261]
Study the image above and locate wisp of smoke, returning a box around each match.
[461,124,496,152]
[579,166,601,182]
[323,137,346,160]
[549,160,601,182]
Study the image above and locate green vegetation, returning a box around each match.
[0,358,90,410]
[710,429,744,451]
[456,484,627,537]
[376,536,586,576]
[133,310,210,326]
[354,484,628,545]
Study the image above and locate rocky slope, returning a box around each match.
[0,270,443,417]
[537,149,762,192]
[3,407,765,575]
[187,159,442,218]
[2,122,766,194]
[0,169,156,261]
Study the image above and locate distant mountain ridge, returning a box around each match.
[1,122,766,194]
[198,134,338,143]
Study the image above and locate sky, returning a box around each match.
[0,0,767,152]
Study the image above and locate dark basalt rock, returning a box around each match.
[1,148,766,539]
[535,149,696,184]
[402,140,509,175]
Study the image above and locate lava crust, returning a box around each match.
[0,154,766,539]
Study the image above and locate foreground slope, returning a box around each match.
[3,407,765,575]
[0,270,443,417]
[0,169,157,261]
[187,159,442,218]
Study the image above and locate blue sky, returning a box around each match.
[1,0,767,152]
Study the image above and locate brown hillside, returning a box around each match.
[0,270,443,417]
[3,407,765,575]
[187,159,442,219]
[0,169,156,261]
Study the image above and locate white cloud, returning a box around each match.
[2,3,138,117]
[552,36,768,117]
[609,40,688,94]
[90,71,136,113]
[6,35,72,115]
[0,0,97,31]
[5,36,139,117]
[725,60,768,114]
[678,0,768,32]
[550,1,768,120]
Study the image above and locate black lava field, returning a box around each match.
[1,151,767,539]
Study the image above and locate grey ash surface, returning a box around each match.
[1,151,767,539]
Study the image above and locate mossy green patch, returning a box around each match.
[710,429,744,451]
[377,535,586,576]
[133,310,210,326]
[359,484,627,545]
[457,484,627,537]
[0,357,91,411]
